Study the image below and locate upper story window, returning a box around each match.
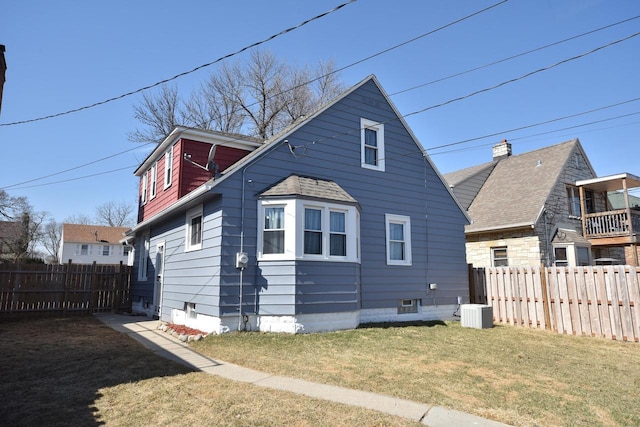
[164,146,173,189]
[150,162,158,199]
[75,244,90,256]
[138,232,150,281]
[566,186,581,217]
[141,170,148,205]
[102,245,111,256]
[492,246,508,267]
[361,118,385,171]
[385,214,411,265]
[185,205,203,252]
[258,200,359,262]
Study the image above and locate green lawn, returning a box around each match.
[192,321,640,426]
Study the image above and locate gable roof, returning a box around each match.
[128,75,469,234]
[444,160,497,188]
[62,224,129,244]
[258,175,358,204]
[463,139,591,233]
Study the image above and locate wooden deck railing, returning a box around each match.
[583,209,640,238]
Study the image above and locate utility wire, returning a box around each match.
[0,0,356,127]
[7,166,138,190]
[426,97,640,150]
[390,14,640,97]
[2,1,508,189]
[0,143,155,190]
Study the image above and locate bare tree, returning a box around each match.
[64,213,93,225]
[95,201,134,227]
[42,220,62,263]
[130,51,344,143]
[0,190,48,263]
[128,84,185,144]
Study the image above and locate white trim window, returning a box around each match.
[491,246,508,267]
[361,118,385,171]
[258,200,359,262]
[141,170,148,205]
[385,214,412,265]
[138,232,150,281]
[164,145,173,189]
[102,245,111,256]
[150,162,158,199]
[75,244,91,256]
[185,205,203,252]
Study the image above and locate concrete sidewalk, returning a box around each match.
[96,313,511,427]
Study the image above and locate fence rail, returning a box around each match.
[0,261,132,317]
[471,265,640,342]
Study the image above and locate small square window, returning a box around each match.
[398,299,418,314]
[491,247,508,267]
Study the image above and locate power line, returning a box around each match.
[390,15,640,97]
[6,165,138,190]
[3,1,509,189]
[0,143,155,190]
[0,0,357,127]
[426,97,640,151]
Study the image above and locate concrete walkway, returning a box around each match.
[96,313,511,427]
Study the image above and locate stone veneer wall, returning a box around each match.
[466,230,543,267]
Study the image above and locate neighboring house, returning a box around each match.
[0,220,22,262]
[125,75,470,334]
[59,224,132,265]
[445,139,640,267]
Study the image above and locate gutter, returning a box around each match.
[465,222,535,235]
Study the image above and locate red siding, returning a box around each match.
[138,138,252,222]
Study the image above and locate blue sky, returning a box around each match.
[1,0,639,223]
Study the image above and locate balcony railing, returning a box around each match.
[583,209,640,238]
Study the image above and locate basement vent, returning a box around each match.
[398,299,418,314]
[461,304,493,329]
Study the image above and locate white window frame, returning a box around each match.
[385,214,412,266]
[138,232,150,281]
[491,246,509,267]
[164,145,174,189]
[150,162,157,200]
[257,199,359,262]
[141,170,148,205]
[102,245,111,256]
[185,205,203,252]
[361,118,385,171]
[76,244,91,256]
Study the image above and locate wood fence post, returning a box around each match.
[468,264,476,304]
[540,264,551,330]
[62,260,72,316]
[113,261,123,313]
[89,261,97,314]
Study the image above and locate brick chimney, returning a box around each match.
[492,139,512,160]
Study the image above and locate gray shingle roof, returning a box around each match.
[444,161,497,187]
[259,175,358,204]
[464,139,580,233]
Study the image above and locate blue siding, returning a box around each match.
[132,77,469,322]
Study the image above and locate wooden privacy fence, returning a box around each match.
[0,261,132,317]
[470,265,640,342]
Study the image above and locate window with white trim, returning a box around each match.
[361,118,385,171]
[138,232,149,281]
[491,246,508,267]
[185,206,203,252]
[385,214,411,265]
[75,244,91,256]
[150,162,157,199]
[258,200,359,262]
[164,145,173,189]
[102,245,111,256]
[141,171,148,205]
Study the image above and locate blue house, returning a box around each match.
[126,75,470,333]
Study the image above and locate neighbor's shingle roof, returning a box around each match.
[259,175,358,204]
[443,161,497,187]
[465,139,580,233]
[62,224,129,244]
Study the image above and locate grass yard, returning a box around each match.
[0,316,419,427]
[192,321,640,427]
